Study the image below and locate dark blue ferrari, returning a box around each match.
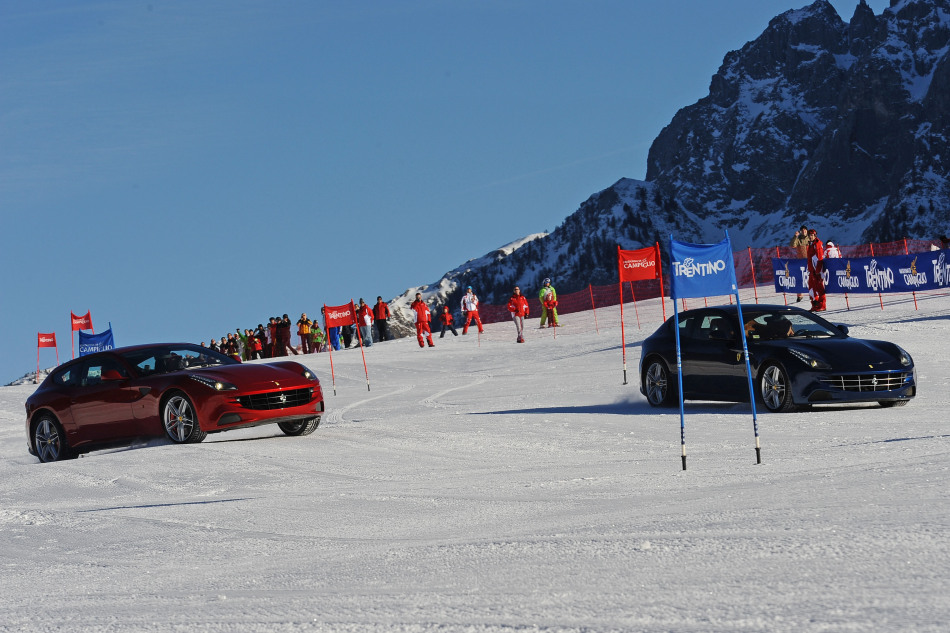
[638,304,916,412]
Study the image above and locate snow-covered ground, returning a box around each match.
[2,289,948,632]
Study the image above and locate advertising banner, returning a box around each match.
[771,249,950,294]
[618,245,659,282]
[38,333,57,348]
[71,311,93,331]
[323,302,357,328]
[670,236,736,299]
[78,328,115,356]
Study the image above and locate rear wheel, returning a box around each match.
[162,393,207,443]
[278,416,321,436]
[33,414,71,463]
[759,363,796,412]
[643,358,675,407]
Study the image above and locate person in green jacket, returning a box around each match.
[311,324,327,353]
[538,278,559,327]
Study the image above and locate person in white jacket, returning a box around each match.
[460,286,484,335]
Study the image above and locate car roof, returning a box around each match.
[56,343,203,367]
[681,304,802,316]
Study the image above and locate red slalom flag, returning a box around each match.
[323,301,357,328]
[618,246,659,282]
[38,333,57,348]
[71,311,94,331]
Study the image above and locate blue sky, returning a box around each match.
[1,0,890,382]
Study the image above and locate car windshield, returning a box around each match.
[744,310,841,341]
[119,344,237,376]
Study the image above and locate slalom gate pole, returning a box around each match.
[727,231,761,465]
[619,280,627,385]
[629,282,641,329]
[748,248,759,304]
[655,242,667,323]
[354,318,371,392]
[870,244,884,310]
[589,284,599,334]
[904,238,919,310]
[323,305,337,395]
[672,295,687,471]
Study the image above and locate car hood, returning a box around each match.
[191,363,313,392]
[761,338,906,372]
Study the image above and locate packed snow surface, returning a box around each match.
[2,289,948,632]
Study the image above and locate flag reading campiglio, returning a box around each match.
[78,327,115,356]
[669,234,760,471]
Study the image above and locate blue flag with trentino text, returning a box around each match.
[669,236,737,299]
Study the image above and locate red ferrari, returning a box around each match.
[25,343,325,463]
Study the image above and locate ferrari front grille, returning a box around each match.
[237,388,313,410]
[818,372,910,392]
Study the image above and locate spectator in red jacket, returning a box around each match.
[356,299,374,347]
[410,293,435,348]
[507,286,530,343]
[373,296,392,342]
[439,306,458,338]
[267,317,279,357]
[806,229,826,312]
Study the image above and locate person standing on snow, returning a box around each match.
[356,299,374,347]
[411,292,435,348]
[296,313,312,354]
[507,286,530,343]
[373,296,392,342]
[460,286,484,335]
[538,278,559,327]
[790,225,810,303]
[824,240,841,259]
[439,306,458,338]
[806,229,826,312]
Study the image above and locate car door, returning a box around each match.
[680,310,747,398]
[68,357,138,443]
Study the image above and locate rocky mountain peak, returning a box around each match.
[390,1,949,320]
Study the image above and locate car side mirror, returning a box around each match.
[102,369,125,381]
[835,324,849,336]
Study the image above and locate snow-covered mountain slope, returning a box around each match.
[396,1,950,310]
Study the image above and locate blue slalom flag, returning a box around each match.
[670,236,737,299]
[669,233,760,469]
[78,327,115,356]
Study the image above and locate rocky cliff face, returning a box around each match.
[648,0,950,245]
[389,0,949,328]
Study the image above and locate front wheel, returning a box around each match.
[642,358,675,407]
[278,416,321,436]
[759,363,796,412]
[162,393,207,443]
[33,414,71,463]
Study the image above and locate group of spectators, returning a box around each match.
[789,225,840,312]
[199,280,565,359]
[201,314,324,362]
[409,279,561,348]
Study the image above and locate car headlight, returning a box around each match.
[189,374,237,391]
[788,348,831,370]
[896,345,913,367]
[301,367,318,381]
